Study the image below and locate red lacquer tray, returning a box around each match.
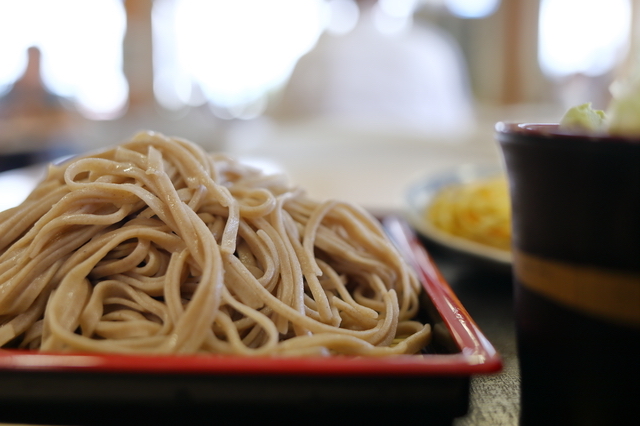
[0,215,501,425]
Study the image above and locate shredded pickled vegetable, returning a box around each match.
[427,175,511,251]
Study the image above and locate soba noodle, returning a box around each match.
[0,131,430,356]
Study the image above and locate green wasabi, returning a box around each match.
[560,77,640,136]
[559,102,607,134]
[607,87,640,136]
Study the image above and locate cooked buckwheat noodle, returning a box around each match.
[0,131,430,356]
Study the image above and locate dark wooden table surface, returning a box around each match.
[425,242,520,426]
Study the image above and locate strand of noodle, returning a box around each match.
[107,274,165,297]
[53,227,185,283]
[158,206,223,353]
[1,256,62,316]
[219,252,399,343]
[396,268,421,321]
[163,249,190,326]
[146,146,205,266]
[230,187,277,218]
[235,240,259,271]
[302,199,337,276]
[240,321,267,348]
[324,203,403,275]
[330,296,378,330]
[270,203,309,334]
[74,281,169,347]
[276,196,404,340]
[329,201,388,238]
[314,227,391,281]
[316,258,378,320]
[91,239,151,278]
[274,193,312,286]
[222,253,264,309]
[218,287,279,354]
[255,229,281,291]
[282,209,334,325]
[133,243,168,277]
[207,310,251,353]
[18,319,43,349]
[186,184,207,211]
[205,310,253,356]
[27,202,133,259]
[271,307,398,353]
[131,134,217,190]
[62,178,181,237]
[124,133,239,254]
[237,223,279,292]
[63,158,146,190]
[219,305,274,335]
[63,157,203,237]
[0,289,50,346]
[45,308,169,354]
[250,217,296,334]
[221,202,240,254]
[41,227,184,348]
[272,322,431,356]
[41,277,92,352]
[100,310,157,323]
[0,225,103,313]
[94,319,163,340]
[112,145,149,171]
[0,185,69,250]
[351,275,389,314]
[96,296,168,337]
[302,296,324,322]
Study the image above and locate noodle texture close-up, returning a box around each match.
[0,131,430,356]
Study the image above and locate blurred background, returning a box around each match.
[0,0,638,208]
[2,3,634,423]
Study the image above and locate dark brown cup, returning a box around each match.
[496,123,640,425]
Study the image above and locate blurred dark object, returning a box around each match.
[0,46,79,171]
[0,147,74,173]
[497,122,640,425]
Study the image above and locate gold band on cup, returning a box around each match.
[513,250,640,328]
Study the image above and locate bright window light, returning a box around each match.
[325,0,359,35]
[373,0,417,35]
[153,0,325,118]
[379,0,419,18]
[0,0,127,119]
[445,0,501,19]
[539,0,631,78]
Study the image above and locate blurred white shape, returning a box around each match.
[0,167,42,211]
[0,0,127,119]
[273,1,475,136]
[373,2,413,35]
[153,0,325,117]
[379,0,419,18]
[325,0,359,35]
[539,0,631,78]
[445,0,501,19]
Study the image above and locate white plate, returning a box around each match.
[404,163,513,270]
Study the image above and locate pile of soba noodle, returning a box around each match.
[0,132,430,356]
